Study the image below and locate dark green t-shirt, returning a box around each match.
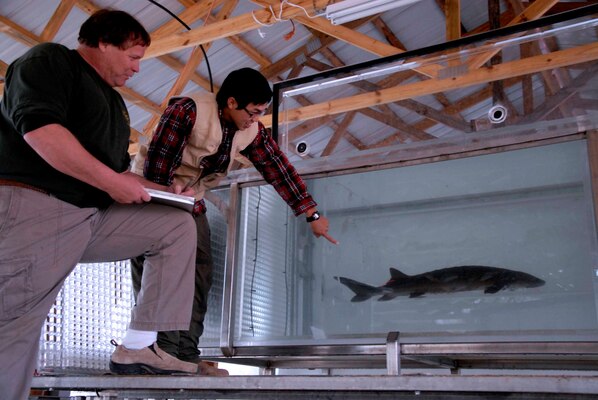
[0,43,131,208]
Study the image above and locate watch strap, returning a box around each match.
[306,211,320,222]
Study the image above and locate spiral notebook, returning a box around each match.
[145,188,195,212]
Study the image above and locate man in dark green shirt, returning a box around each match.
[0,10,200,400]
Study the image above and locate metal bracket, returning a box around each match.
[386,331,401,376]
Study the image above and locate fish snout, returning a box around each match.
[527,278,545,288]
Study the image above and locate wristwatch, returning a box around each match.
[306,211,320,222]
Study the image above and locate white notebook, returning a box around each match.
[145,188,195,212]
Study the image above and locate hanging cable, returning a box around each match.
[146,0,214,93]
[249,186,262,337]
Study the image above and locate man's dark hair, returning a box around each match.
[216,68,273,109]
[78,9,151,49]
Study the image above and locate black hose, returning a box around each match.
[146,0,214,93]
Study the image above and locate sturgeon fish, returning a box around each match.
[335,265,545,302]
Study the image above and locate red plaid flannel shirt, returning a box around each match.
[143,97,316,216]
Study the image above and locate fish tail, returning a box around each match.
[335,276,380,302]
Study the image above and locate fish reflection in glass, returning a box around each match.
[335,266,545,302]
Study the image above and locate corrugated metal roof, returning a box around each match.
[1,0,597,163]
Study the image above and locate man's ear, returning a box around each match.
[98,41,108,53]
[227,97,237,109]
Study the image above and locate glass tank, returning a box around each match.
[232,139,598,346]
[270,6,598,162]
[227,6,598,347]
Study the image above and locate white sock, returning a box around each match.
[121,329,157,349]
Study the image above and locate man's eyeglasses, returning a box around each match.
[243,106,267,118]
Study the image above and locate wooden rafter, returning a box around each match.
[41,0,77,42]
[150,0,227,38]
[466,0,561,69]
[0,14,41,47]
[445,0,461,41]
[271,41,598,125]
[141,0,237,136]
[0,0,595,159]
[518,64,598,123]
[143,0,331,59]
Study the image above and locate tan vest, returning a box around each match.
[132,93,258,200]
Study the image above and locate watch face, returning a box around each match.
[307,212,320,222]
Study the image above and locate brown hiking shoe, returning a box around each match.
[109,341,198,375]
[197,361,229,376]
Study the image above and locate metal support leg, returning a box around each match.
[386,331,401,376]
[260,366,275,375]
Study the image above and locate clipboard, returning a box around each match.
[145,188,195,212]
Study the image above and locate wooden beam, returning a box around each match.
[143,0,330,59]
[371,17,407,49]
[142,1,236,135]
[518,64,598,123]
[305,55,469,134]
[508,0,560,25]
[294,15,402,58]
[321,112,356,156]
[466,0,560,70]
[157,54,214,92]
[0,15,41,47]
[277,42,598,124]
[74,0,100,14]
[0,60,8,76]
[41,0,77,42]
[466,9,515,36]
[177,0,198,6]
[542,1,598,14]
[287,116,336,141]
[445,0,461,41]
[398,99,472,132]
[520,42,534,115]
[226,33,271,68]
[151,0,225,38]
[303,56,444,142]
[261,18,370,79]
[515,1,577,120]
[116,87,162,115]
[360,108,436,141]
[370,130,409,148]
[299,21,444,78]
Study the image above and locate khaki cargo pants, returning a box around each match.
[0,186,197,400]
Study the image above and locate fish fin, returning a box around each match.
[336,276,379,302]
[389,267,409,279]
[484,284,504,294]
[409,292,426,298]
[378,293,399,301]
[351,295,371,302]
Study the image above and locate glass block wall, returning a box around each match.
[38,261,132,373]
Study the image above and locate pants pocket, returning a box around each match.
[0,258,33,320]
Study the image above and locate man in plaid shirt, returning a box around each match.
[130,67,337,375]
